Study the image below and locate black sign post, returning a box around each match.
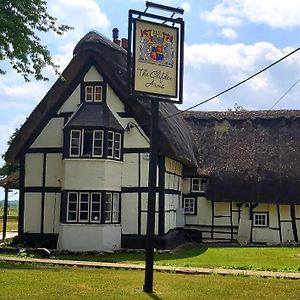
[127,2,184,293]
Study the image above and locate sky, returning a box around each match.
[1,0,300,199]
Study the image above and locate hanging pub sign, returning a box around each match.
[128,8,184,104]
[134,20,178,98]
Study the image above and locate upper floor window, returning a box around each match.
[68,129,121,160]
[82,82,105,103]
[107,131,122,160]
[191,178,207,192]
[85,85,103,102]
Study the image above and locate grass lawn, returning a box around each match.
[0,262,300,300]
[54,246,300,273]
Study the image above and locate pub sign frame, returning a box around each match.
[127,9,185,104]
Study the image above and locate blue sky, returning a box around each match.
[1,0,300,199]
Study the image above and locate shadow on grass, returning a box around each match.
[55,245,208,264]
[146,292,162,300]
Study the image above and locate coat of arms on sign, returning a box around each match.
[138,28,174,68]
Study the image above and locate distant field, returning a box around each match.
[0,262,300,300]
[0,217,18,232]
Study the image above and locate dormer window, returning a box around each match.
[82,82,105,103]
[85,85,103,102]
[191,178,207,192]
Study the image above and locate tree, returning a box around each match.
[0,0,72,81]
[0,128,20,177]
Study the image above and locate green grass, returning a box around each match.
[0,262,299,300]
[54,246,300,273]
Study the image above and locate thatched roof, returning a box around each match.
[5,31,198,168]
[0,171,20,189]
[184,110,300,204]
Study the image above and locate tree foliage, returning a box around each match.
[0,128,20,177]
[0,0,72,81]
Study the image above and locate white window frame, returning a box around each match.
[105,192,120,223]
[70,130,81,157]
[253,212,268,227]
[114,132,121,160]
[92,130,104,157]
[191,178,207,192]
[184,197,196,214]
[90,193,101,223]
[105,193,112,223]
[67,192,78,222]
[85,86,94,102]
[107,131,114,159]
[94,86,103,102]
[78,192,90,222]
[112,193,120,222]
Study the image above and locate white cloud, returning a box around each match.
[180,2,191,13]
[201,0,300,28]
[220,28,237,39]
[182,41,300,111]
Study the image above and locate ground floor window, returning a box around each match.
[253,212,268,227]
[65,191,120,224]
[184,197,196,215]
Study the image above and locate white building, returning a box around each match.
[5,32,300,250]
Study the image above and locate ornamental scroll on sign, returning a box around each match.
[133,20,179,98]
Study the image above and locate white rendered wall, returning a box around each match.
[57,224,121,251]
[31,118,64,148]
[121,193,138,234]
[25,153,43,187]
[24,193,41,233]
[45,153,63,187]
[63,159,122,191]
[59,86,80,113]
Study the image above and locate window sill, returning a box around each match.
[64,158,122,163]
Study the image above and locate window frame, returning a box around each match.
[92,130,104,157]
[69,130,81,157]
[67,192,78,222]
[253,212,269,227]
[78,192,90,222]
[90,192,102,223]
[64,191,120,224]
[191,178,207,193]
[82,82,105,103]
[183,197,196,215]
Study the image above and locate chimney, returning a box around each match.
[112,28,120,46]
[121,38,128,50]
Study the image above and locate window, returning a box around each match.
[79,193,89,222]
[105,192,120,223]
[70,130,81,157]
[84,85,103,102]
[69,129,104,158]
[253,213,268,227]
[191,178,207,192]
[107,131,122,159]
[65,191,120,224]
[93,130,104,157]
[90,193,101,223]
[184,198,196,214]
[67,192,78,222]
